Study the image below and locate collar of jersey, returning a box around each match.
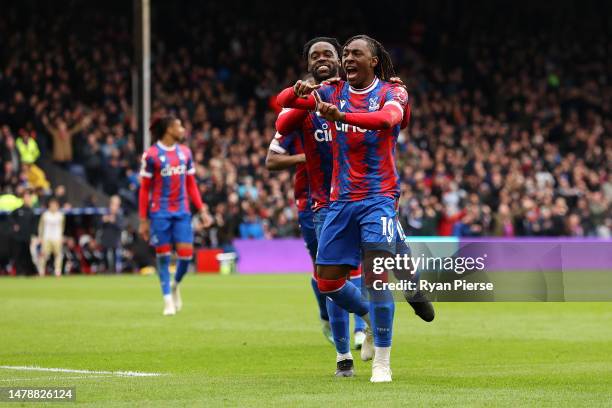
[156,141,177,151]
[349,77,379,94]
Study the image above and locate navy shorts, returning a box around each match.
[298,207,318,260]
[316,196,398,268]
[150,214,193,248]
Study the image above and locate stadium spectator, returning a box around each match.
[62,237,81,275]
[15,129,40,165]
[99,195,125,273]
[37,197,65,277]
[9,191,38,276]
[79,235,105,274]
[0,1,609,241]
[41,114,92,167]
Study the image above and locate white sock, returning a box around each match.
[336,352,353,362]
[373,346,391,366]
[163,294,173,303]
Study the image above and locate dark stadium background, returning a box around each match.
[0,0,610,274]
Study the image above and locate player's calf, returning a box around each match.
[156,244,175,316]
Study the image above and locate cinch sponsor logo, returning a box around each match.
[314,123,332,142]
[160,164,187,177]
[334,122,367,133]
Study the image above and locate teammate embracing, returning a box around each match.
[270,38,368,374]
[278,35,416,382]
[138,115,210,316]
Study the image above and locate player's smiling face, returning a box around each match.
[307,42,339,84]
[342,39,378,88]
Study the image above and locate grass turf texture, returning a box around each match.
[1,274,611,407]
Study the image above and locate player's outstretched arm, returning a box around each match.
[276,85,317,110]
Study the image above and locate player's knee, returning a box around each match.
[317,275,346,294]
[317,264,350,280]
[155,244,172,257]
[349,266,361,279]
[176,245,193,260]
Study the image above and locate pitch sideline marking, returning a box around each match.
[0,375,115,382]
[0,365,165,377]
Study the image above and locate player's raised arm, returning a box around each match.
[275,108,308,135]
[276,81,319,110]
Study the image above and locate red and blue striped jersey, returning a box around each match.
[315,78,408,201]
[269,131,310,212]
[139,142,196,217]
[299,112,333,210]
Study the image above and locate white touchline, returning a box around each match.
[0,365,164,377]
[0,375,115,382]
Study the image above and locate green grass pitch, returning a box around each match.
[1,274,611,407]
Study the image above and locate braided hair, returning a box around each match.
[149,115,177,142]
[343,35,395,81]
[302,36,342,62]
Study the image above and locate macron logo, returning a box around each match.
[160,164,187,177]
[340,100,346,109]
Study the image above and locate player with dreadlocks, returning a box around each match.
[268,36,373,375]
[138,115,211,316]
[277,35,431,382]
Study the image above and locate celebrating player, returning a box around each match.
[277,35,413,382]
[265,103,334,344]
[271,37,369,376]
[138,115,210,316]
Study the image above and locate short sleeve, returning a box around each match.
[269,131,297,155]
[383,84,409,115]
[139,151,154,178]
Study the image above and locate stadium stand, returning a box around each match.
[0,0,610,274]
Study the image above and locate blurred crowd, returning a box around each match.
[0,0,610,245]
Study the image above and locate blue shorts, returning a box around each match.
[298,207,318,260]
[316,196,398,268]
[150,214,193,248]
[313,207,330,241]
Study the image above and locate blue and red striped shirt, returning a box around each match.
[315,78,408,201]
[269,130,310,212]
[139,142,196,217]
